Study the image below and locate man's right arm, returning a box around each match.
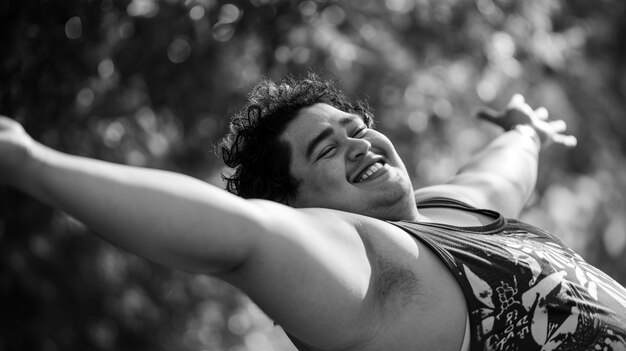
[0,116,378,349]
[0,116,267,273]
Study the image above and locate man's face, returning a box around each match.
[281,103,418,221]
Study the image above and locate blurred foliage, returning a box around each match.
[1,0,625,350]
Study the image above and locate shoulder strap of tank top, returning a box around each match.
[416,197,505,225]
[416,197,479,210]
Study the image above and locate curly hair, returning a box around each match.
[217,73,374,204]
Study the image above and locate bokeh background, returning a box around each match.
[1,0,625,350]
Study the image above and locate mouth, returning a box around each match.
[352,160,386,183]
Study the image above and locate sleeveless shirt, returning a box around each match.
[388,198,626,351]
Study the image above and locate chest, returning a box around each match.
[352,221,470,351]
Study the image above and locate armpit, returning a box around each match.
[373,255,421,307]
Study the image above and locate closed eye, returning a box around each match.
[318,145,336,159]
[353,127,368,138]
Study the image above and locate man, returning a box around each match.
[1,74,625,351]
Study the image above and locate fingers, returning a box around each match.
[508,94,536,117]
[479,95,578,148]
[552,134,578,147]
[507,94,525,108]
[548,119,567,133]
[534,107,549,120]
[544,119,576,147]
[509,95,550,123]
[546,119,576,147]
[510,97,536,120]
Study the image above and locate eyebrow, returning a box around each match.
[305,115,358,161]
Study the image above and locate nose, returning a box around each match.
[346,137,371,161]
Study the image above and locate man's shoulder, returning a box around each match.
[294,207,416,247]
[290,209,468,351]
[301,208,426,299]
[245,203,468,351]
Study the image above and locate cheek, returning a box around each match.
[300,163,348,194]
[311,167,344,189]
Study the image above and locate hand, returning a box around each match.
[476,94,577,148]
[0,116,37,187]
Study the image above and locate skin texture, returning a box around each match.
[283,103,420,221]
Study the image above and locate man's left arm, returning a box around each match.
[414,94,577,218]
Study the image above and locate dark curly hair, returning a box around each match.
[217,73,374,204]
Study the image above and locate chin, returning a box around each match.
[365,193,415,221]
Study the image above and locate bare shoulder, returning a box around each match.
[251,200,424,305]
[283,209,447,350]
[246,199,417,258]
[224,201,429,349]
[223,201,467,351]
[332,211,469,351]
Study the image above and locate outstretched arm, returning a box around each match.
[0,116,378,349]
[414,95,577,218]
[0,117,267,273]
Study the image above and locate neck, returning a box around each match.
[380,203,423,222]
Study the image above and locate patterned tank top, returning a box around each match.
[390,198,626,351]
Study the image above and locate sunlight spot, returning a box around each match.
[321,5,345,25]
[167,38,192,63]
[299,1,317,17]
[491,32,516,59]
[189,5,205,20]
[118,21,135,39]
[292,46,311,64]
[103,121,125,147]
[228,312,251,335]
[127,0,159,18]
[65,16,82,39]
[76,88,95,110]
[545,185,578,224]
[603,216,626,258]
[219,4,241,23]
[98,58,115,78]
[477,80,496,102]
[244,331,271,351]
[433,99,453,119]
[212,22,235,42]
[274,45,291,63]
[147,133,169,157]
[407,111,429,133]
[126,149,147,166]
[385,0,414,13]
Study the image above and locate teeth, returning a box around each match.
[359,162,383,181]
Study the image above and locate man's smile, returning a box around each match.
[354,162,385,183]
[349,154,384,183]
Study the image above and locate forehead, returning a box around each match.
[282,103,360,154]
[295,103,357,125]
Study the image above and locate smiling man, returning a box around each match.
[283,104,416,219]
[1,74,625,351]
